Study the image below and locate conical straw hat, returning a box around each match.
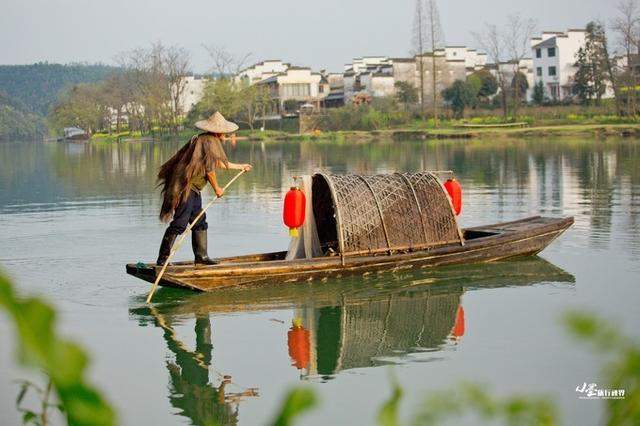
[195,111,239,133]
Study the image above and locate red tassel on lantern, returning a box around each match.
[444,178,462,215]
[283,186,306,237]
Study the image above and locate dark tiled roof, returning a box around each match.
[532,37,557,49]
[257,75,278,84]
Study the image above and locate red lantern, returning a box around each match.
[444,178,462,215]
[287,320,310,370]
[283,186,306,237]
[451,305,465,340]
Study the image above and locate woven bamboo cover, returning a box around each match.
[338,291,461,370]
[315,172,461,255]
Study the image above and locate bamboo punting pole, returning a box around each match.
[146,169,246,303]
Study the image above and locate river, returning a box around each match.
[1,136,639,425]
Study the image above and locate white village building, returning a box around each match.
[256,67,329,114]
[178,76,208,115]
[531,29,586,101]
[235,60,291,85]
[342,47,487,104]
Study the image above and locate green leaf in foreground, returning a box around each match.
[378,379,403,426]
[272,388,317,426]
[0,272,115,426]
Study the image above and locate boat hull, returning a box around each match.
[126,216,573,292]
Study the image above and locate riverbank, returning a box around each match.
[262,123,640,142]
[88,122,640,143]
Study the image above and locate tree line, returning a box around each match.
[48,44,274,136]
[49,43,191,136]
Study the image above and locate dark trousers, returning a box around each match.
[166,190,208,235]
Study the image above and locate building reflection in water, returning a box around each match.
[130,256,573,423]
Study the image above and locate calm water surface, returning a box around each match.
[1,137,639,425]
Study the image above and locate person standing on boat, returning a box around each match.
[156,112,252,266]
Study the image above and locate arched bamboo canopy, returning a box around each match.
[311,172,463,256]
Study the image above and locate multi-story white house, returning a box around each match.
[257,67,329,114]
[235,60,291,85]
[531,29,586,101]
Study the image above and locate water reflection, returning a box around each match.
[132,307,259,426]
[129,257,572,424]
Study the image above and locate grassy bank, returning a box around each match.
[262,123,640,142]
[89,120,640,143]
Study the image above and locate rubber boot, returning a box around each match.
[156,229,178,266]
[192,230,219,265]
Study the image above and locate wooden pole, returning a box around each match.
[146,169,247,303]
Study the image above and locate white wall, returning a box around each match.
[178,76,207,114]
[276,69,326,103]
[532,30,587,101]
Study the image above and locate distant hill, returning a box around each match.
[0,90,46,141]
[0,63,119,116]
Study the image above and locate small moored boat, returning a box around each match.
[126,171,573,292]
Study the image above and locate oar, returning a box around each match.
[146,169,246,303]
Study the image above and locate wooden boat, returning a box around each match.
[126,172,573,292]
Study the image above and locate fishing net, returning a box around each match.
[311,171,462,256]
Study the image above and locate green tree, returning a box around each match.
[466,73,482,98]
[511,72,530,102]
[573,22,612,106]
[194,78,238,119]
[49,83,108,134]
[532,80,546,105]
[191,78,274,130]
[394,81,418,109]
[442,80,477,118]
[236,82,272,130]
[469,69,498,99]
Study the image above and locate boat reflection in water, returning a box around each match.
[130,257,573,424]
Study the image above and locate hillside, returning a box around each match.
[0,63,119,116]
[0,90,46,141]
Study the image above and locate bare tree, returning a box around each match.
[474,16,535,120]
[164,45,191,133]
[425,0,444,126]
[411,0,427,116]
[504,14,536,119]
[116,43,176,136]
[203,45,251,78]
[613,0,640,114]
[474,24,509,118]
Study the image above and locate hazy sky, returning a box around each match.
[1,0,618,73]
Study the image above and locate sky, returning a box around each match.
[1,0,619,73]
